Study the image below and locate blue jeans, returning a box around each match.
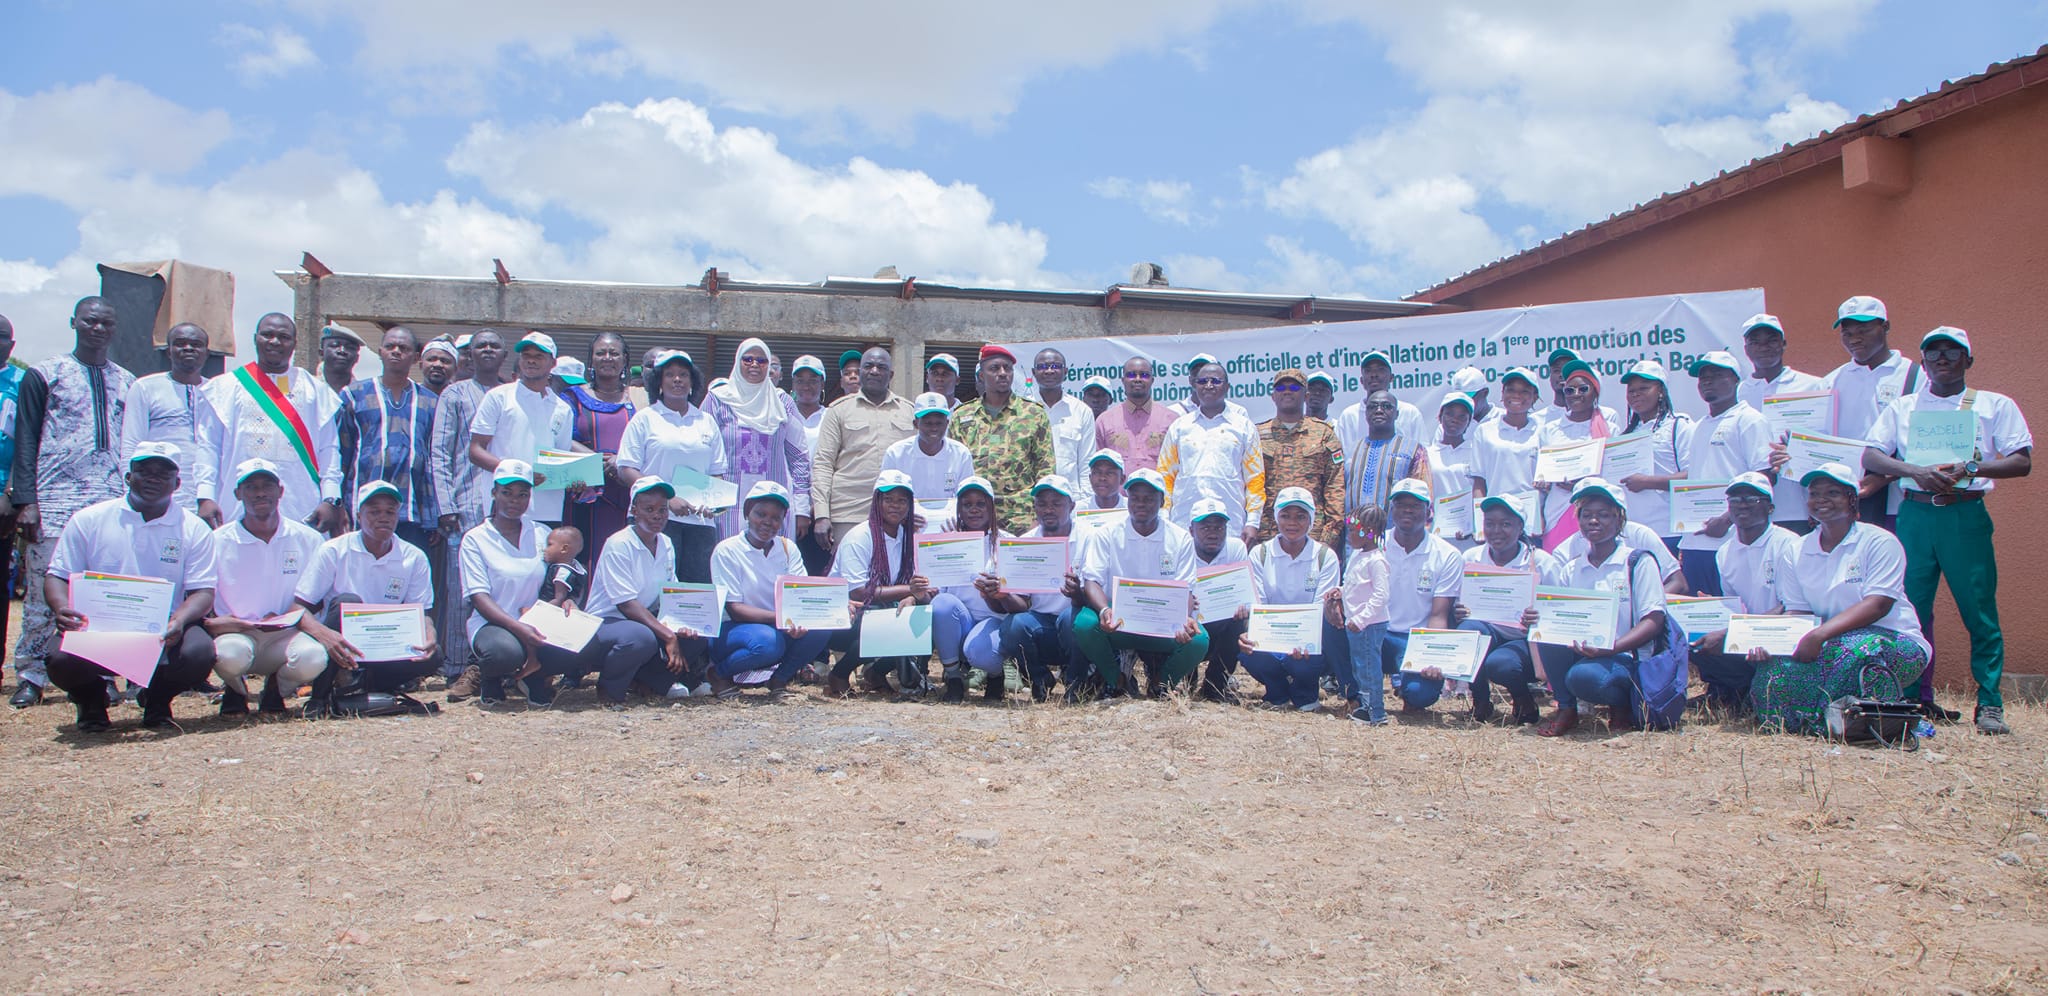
[1239,650,1324,708]
[1536,643,1639,713]
[709,621,833,684]
[959,617,1007,675]
[1381,630,1446,709]
[1002,607,1075,689]
[1457,619,1535,718]
[929,592,972,674]
[1346,623,1388,721]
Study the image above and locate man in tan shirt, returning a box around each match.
[811,347,916,548]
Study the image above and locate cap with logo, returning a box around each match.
[129,440,182,470]
[1088,448,1124,470]
[926,353,959,373]
[493,459,534,486]
[1478,492,1532,524]
[1439,391,1474,412]
[1569,476,1626,509]
[1921,326,1972,355]
[1834,295,1888,326]
[1621,358,1668,385]
[1388,478,1431,503]
[554,356,588,385]
[745,480,791,507]
[1273,486,1316,519]
[1031,474,1074,498]
[1800,462,1860,490]
[1502,366,1542,390]
[1305,370,1337,388]
[792,355,826,376]
[1725,472,1772,498]
[1686,351,1741,377]
[1188,497,1230,522]
[516,331,557,356]
[1122,468,1166,494]
[955,475,995,499]
[873,469,916,495]
[630,476,675,501]
[912,392,953,419]
[1081,375,1116,394]
[233,456,281,484]
[1743,313,1785,335]
[356,479,402,507]
[1450,366,1487,393]
[839,349,864,371]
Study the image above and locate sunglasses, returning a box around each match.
[1272,383,1303,393]
[1122,371,1153,380]
[739,355,771,366]
[1194,377,1225,387]
[1561,384,1595,396]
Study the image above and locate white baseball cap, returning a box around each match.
[912,392,953,419]
[926,353,959,373]
[1450,366,1486,393]
[745,480,791,507]
[1800,462,1860,490]
[1438,391,1474,412]
[1122,468,1166,494]
[1081,375,1116,394]
[955,475,995,499]
[1743,313,1785,335]
[1387,478,1431,504]
[1188,497,1230,521]
[555,356,588,385]
[1621,358,1669,385]
[128,440,182,470]
[873,469,916,495]
[1725,472,1773,498]
[1835,295,1888,326]
[1501,367,1542,390]
[1921,326,1971,355]
[493,459,534,486]
[454,334,474,350]
[1305,370,1337,389]
[792,354,826,377]
[355,479,402,508]
[1030,474,1074,498]
[630,476,675,500]
[1686,351,1741,377]
[1478,492,1532,524]
[233,457,280,484]
[1087,448,1125,470]
[1273,486,1317,520]
[1570,476,1626,509]
[516,331,556,356]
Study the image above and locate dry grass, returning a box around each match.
[0,675,2042,994]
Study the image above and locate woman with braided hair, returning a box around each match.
[825,470,936,697]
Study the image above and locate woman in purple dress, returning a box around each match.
[709,338,814,541]
[566,332,637,566]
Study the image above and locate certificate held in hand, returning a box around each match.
[1432,488,1474,539]
[1600,433,1653,482]
[915,532,985,588]
[517,602,603,652]
[1528,587,1620,648]
[1761,391,1835,438]
[1669,480,1731,534]
[995,537,1068,594]
[340,603,429,662]
[535,448,603,490]
[669,465,740,511]
[659,582,722,635]
[1535,438,1603,482]
[1784,431,1868,483]
[1110,577,1192,639]
[775,576,851,630]
[1904,410,1978,467]
[859,603,933,656]
[1191,561,1254,624]
[1398,627,1486,682]
[1459,564,1535,626]
[1664,595,1737,638]
[1245,604,1323,655]
[60,571,177,686]
[1723,613,1819,656]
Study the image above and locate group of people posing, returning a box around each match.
[0,291,2027,736]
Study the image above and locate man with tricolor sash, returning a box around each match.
[200,313,345,535]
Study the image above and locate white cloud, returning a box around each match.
[0,260,58,296]
[445,99,1055,287]
[1088,177,1203,226]
[294,0,1237,125]
[219,24,321,84]
[0,78,233,197]
[1261,1,1871,292]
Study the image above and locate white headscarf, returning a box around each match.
[712,337,786,435]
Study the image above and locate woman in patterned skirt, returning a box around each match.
[1747,463,1929,733]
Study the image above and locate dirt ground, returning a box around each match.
[0,663,2043,996]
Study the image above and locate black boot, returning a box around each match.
[1199,661,1239,704]
[218,688,251,717]
[985,670,1005,702]
[942,677,966,702]
[259,677,288,714]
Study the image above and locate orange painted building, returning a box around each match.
[1411,49,2048,690]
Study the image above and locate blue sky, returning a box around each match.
[2,0,2043,362]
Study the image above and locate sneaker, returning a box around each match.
[691,682,712,698]
[218,689,251,717]
[1347,705,1386,726]
[665,682,693,700]
[74,703,112,733]
[1975,706,2010,736]
[444,665,483,702]
[1295,700,1321,713]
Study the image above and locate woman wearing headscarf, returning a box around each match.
[710,338,814,542]
[1534,359,1621,550]
[1747,464,1928,733]
[565,332,637,569]
[617,350,729,585]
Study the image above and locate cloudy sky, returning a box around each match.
[3,1,2041,362]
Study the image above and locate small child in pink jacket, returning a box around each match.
[1337,506,1391,725]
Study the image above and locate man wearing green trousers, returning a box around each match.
[1073,468,1207,698]
[1865,327,2033,735]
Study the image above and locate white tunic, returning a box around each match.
[200,367,344,526]
[121,373,221,512]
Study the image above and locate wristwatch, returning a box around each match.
[1963,459,1981,480]
[321,497,343,508]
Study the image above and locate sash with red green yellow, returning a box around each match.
[232,363,320,483]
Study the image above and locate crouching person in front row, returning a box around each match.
[289,480,440,713]
[44,442,219,732]
[207,458,328,716]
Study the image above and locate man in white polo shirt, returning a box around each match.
[1865,326,2033,735]
[468,331,585,524]
[1378,478,1462,713]
[43,441,219,732]
[1071,468,1205,698]
[1823,295,1918,527]
[291,480,439,711]
[1739,313,1827,535]
[1671,351,1773,596]
[205,458,328,717]
[1690,472,1798,712]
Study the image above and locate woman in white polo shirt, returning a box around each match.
[459,460,594,707]
[1235,487,1343,710]
[617,350,731,586]
[825,470,936,697]
[584,477,697,708]
[1449,493,1560,725]
[1532,478,1669,737]
[937,476,1028,703]
[291,480,439,711]
[706,480,835,699]
[1001,474,1087,701]
[1746,464,1928,733]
